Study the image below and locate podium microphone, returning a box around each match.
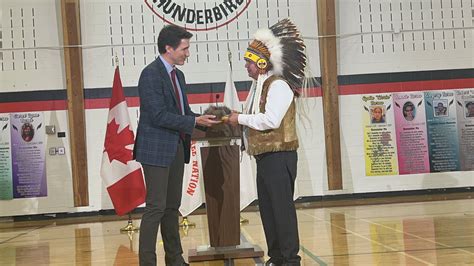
[215,94,220,107]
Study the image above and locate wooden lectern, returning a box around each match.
[188,113,263,262]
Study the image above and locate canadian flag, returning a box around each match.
[100,67,146,216]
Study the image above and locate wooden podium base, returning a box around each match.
[190,140,263,263]
[188,243,264,262]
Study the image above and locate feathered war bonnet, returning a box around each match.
[244,18,307,96]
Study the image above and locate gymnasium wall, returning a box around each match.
[0,0,473,216]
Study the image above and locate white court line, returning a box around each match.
[302,211,434,266]
[329,208,474,256]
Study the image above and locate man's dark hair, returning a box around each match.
[157,25,193,54]
[466,101,474,108]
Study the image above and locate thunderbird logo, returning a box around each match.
[144,0,252,31]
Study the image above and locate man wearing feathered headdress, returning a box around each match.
[226,19,306,266]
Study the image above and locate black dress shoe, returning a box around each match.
[265,259,283,266]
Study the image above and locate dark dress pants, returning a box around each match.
[139,142,185,266]
[256,151,300,266]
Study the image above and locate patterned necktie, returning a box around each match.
[170,69,183,115]
[170,68,185,141]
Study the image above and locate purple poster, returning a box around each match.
[10,112,47,198]
[455,89,474,171]
[393,92,430,175]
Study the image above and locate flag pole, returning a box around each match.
[120,212,140,232]
[114,54,119,68]
[228,50,232,70]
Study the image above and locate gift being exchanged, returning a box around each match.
[202,106,241,138]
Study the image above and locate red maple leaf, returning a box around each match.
[104,119,134,164]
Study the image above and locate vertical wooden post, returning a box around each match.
[60,0,89,206]
[317,0,343,190]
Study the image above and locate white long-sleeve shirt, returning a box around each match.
[238,77,294,131]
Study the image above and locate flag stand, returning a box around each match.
[179,216,196,237]
[125,228,135,242]
[179,216,196,228]
[120,213,139,232]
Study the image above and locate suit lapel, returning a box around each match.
[156,58,180,109]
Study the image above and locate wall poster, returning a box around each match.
[424,91,460,172]
[10,112,47,198]
[456,89,474,171]
[393,92,430,175]
[362,94,399,176]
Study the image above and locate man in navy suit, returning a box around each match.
[134,25,219,266]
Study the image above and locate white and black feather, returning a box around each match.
[254,19,306,95]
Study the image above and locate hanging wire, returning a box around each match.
[1,25,473,52]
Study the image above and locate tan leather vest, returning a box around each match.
[247,76,299,155]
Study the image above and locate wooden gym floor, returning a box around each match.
[1,193,473,265]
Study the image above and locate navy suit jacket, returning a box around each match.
[134,57,196,167]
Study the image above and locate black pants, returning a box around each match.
[139,143,185,266]
[256,151,300,266]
